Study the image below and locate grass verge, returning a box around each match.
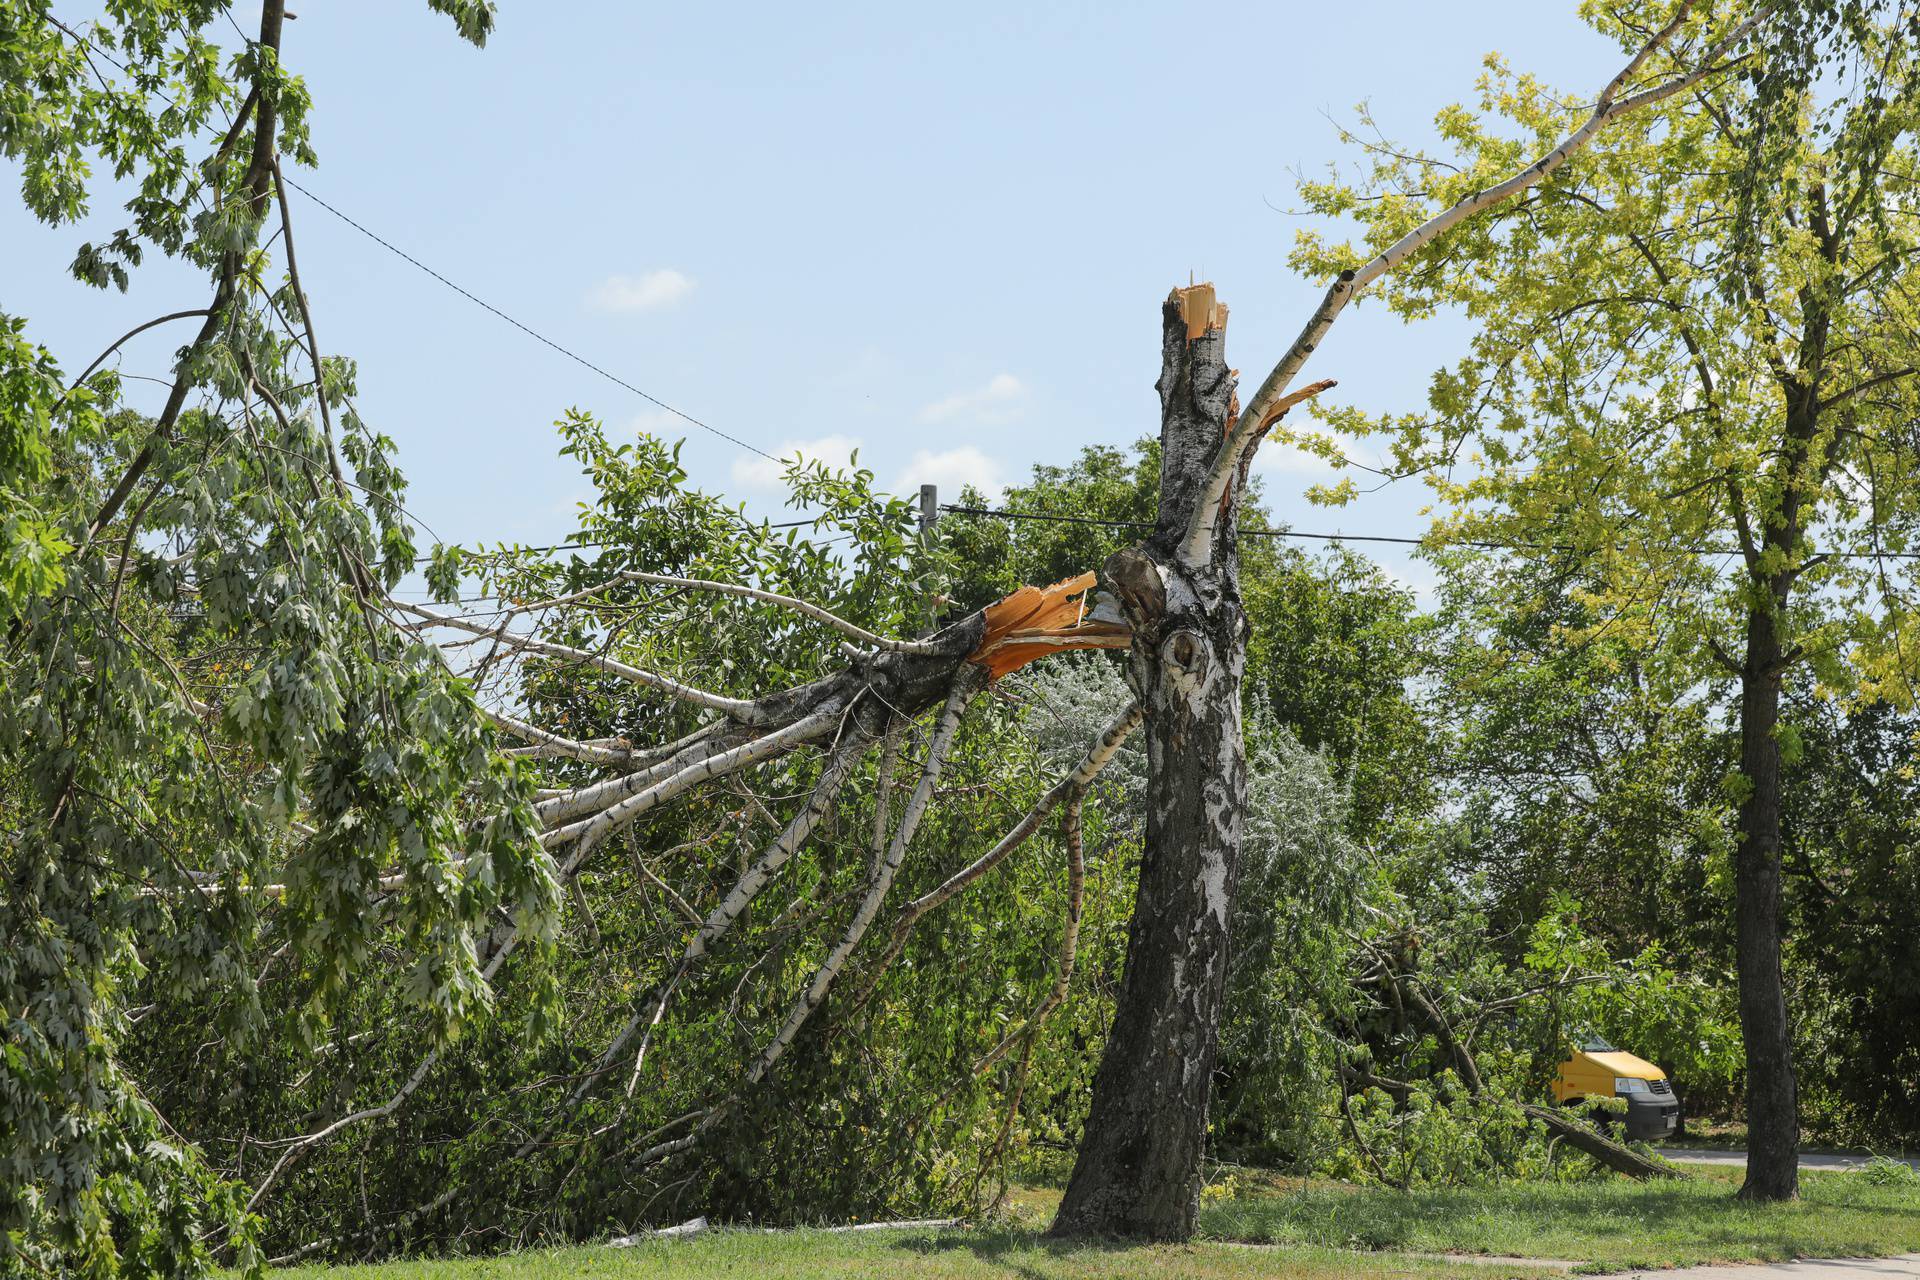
[263,1229,1563,1280]
[1200,1167,1920,1271]
[258,1167,1920,1278]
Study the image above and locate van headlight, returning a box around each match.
[1614,1077,1650,1095]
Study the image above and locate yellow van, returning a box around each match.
[1552,1033,1682,1141]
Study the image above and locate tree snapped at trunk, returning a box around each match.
[1049,287,1253,1241]
[245,4,1776,1242]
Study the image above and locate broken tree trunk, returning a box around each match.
[1049,286,1250,1241]
[273,9,1769,1233]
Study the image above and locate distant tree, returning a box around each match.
[1295,0,1920,1199]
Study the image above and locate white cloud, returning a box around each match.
[628,408,684,437]
[731,433,865,491]
[1381,557,1440,606]
[895,446,1005,500]
[1254,429,1377,478]
[917,373,1027,424]
[587,268,695,313]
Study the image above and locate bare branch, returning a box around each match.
[1178,1,1776,565]
[745,672,983,1086]
[390,598,761,719]
[57,309,212,409]
[567,704,848,863]
[484,709,644,766]
[861,700,1142,1000]
[619,570,951,656]
[619,728,876,1096]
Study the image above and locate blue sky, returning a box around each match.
[4,1,1625,595]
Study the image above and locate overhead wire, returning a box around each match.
[50,14,781,470]
[276,175,780,464]
[60,18,1920,573]
[936,505,1920,561]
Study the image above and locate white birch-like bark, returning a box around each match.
[744,672,982,1086]
[484,709,641,766]
[533,730,736,825]
[567,704,846,861]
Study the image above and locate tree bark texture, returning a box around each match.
[1735,596,1800,1201]
[1050,290,1248,1240]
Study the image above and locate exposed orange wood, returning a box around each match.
[968,573,1131,680]
[1174,283,1228,339]
[1256,377,1337,434]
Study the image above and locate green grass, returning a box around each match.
[259,1167,1920,1279]
[1200,1167,1920,1271]
[264,1229,1562,1280]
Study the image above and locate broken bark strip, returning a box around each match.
[967,572,1132,679]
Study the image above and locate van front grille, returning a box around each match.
[1649,1079,1673,1096]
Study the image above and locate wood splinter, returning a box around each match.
[967,573,1132,680]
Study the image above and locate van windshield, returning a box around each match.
[1578,1034,1617,1053]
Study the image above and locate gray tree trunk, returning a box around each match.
[1734,594,1800,1202]
[1049,291,1248,1241]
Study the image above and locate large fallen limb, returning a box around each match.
[243,576,1107,1214]
[1178,0,1776,565]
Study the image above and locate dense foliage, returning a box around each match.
[6,0,1920,1273]
[1,3,557,1275]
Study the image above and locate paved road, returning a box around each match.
[1656,1147,1920,1172]
[1610,1257,1920,1280]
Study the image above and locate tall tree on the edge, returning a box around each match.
[1294,0,1920,1200]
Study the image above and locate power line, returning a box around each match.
[940,504,1519,548]
[411,517,825,565]
[50,15,779,465]
[938,505,1920,561]
[278,175,778,463]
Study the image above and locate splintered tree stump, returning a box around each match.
[1048,286,1250,1241]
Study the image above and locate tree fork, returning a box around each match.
[1050,286,1250,1241]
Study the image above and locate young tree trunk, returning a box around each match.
[1734,595,1800,1201]
[1049,289,1248,1241]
